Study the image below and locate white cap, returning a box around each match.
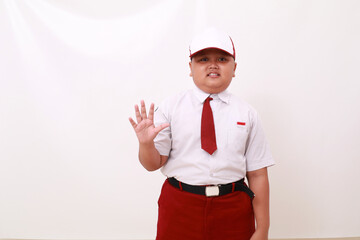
[189,28,235,59]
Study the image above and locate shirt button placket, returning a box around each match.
[209,154,215,178]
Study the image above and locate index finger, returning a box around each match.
[148,103,155,121]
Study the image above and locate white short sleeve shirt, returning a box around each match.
[154,87,274,185]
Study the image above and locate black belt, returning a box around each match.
[168,177,254,198]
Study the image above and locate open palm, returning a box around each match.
[129,100,169,144]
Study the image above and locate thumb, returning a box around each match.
[154,123,170,135]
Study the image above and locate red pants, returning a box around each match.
[156,179,255,240]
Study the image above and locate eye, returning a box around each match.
[218,57,228,62]
[199,57,208,62]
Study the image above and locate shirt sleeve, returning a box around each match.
[153,102,172,156]
[245,110,275,172]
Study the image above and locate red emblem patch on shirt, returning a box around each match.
[237,122,246,126]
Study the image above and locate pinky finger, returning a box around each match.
[129,117,137,129]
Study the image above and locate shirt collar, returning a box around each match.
[192,86,230,104]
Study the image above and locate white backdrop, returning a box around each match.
[1,0,360,239]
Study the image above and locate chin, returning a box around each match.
[195,82,229,94]
[208,84,230,93]
[204,87,224,94]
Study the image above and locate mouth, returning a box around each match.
[207,72,220,78]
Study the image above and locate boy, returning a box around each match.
[129,28,274,240]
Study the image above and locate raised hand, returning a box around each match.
[129,100,170,144]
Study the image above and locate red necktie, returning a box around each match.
[201,97,217,155]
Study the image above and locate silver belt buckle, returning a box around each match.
[205,185,220,197]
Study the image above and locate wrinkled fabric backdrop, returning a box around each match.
[1,0,360,239]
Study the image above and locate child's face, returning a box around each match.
[189,48,237,94]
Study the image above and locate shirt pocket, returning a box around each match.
[226,121,249,155]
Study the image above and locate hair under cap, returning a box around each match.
[189,28,235,59]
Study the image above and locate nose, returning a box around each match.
[208,59,219,69]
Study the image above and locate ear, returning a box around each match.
[189,61,193,77]
[233,62,237,77]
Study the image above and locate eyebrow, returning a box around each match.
[191,52,233,61]
[195,53,229,58]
